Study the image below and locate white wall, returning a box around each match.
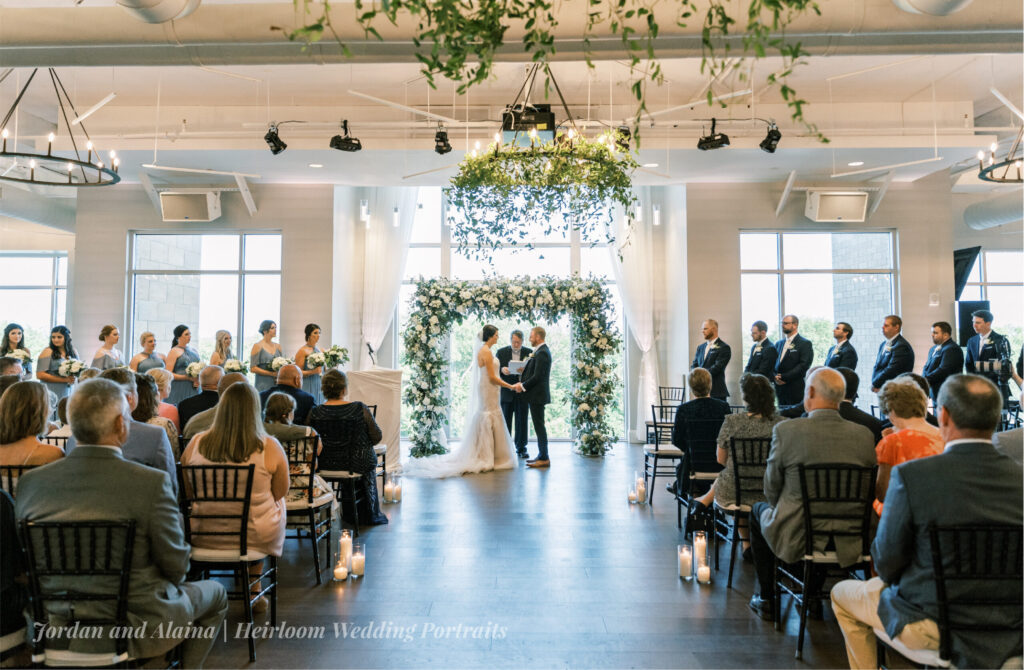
[0,217,75,252]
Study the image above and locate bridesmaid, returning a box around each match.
[250,319,283,393]
[0,323,31,376]
[165,324,201,405]
[91,325,123,370]
[209,329,233,367]
[35,325,77,401]
[295,323,324,404]
[129,331,166,373]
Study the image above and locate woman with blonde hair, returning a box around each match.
[147,367,180,431]
[209,330,234,367]
[181,383,288,612]
[873,378,943,516]
[0,381,64,469]
[129,331,166,373]
[91,324,123,370]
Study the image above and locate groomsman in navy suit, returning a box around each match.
[824,322,858,370]
[744,320,776,378]
[773,314,814,406]
[921,321,964,402]
[871,315,915,393]
[965,309,1013,407]
[691,319,731,400]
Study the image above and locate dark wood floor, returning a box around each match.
[205,442,857,669]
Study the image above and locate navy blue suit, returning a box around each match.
[744,338,775,379]
[965,331,1013,406]
[520,344,552,460]
[691,339,731,400]
[773,335,813,406]
[921,339,964,402]
[824,342,858,370]
[871,334,914,390]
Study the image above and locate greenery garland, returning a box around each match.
[446,131,638,257]
[402,276,621,458]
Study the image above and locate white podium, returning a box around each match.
[346,367,402,472]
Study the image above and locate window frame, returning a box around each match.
[0,250,69,333]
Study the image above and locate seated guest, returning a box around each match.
[0,356,23,379]
[16,378,228,667]
[831,374,1023,669]
[259,364,315,426]
[147,368,180,431]
[671,368,730,449]
[309,370,388,525]
[132,372,179,448]
[67,367,177,491]
[177,365,223,431]
[872,378,942,517]
[1,489,28,666]
[0,374,20,401]
[182,372,248,440]
[181,383,288,613]
[836,367,885,445]
[0,381,64,469]
[76,367,101,383]
[49,397,72,438]
[993,426,1023,464]
[748,368,876,621]
[879,372,938,429]
[264,392,318,444]
[778,365,823,419]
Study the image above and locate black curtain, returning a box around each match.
[953,246,981,300]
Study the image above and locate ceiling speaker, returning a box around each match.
[159,191,222,222]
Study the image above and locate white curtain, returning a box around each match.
[359,187,419,369]
[607,186,660,442]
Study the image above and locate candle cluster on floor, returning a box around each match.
[333,529,366,582]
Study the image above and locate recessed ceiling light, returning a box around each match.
[642,163,659,168]
[847,161,864,167]
[308,163,323,168]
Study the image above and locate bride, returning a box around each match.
[404,324,517,478]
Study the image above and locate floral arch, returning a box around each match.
[402,276,622,458]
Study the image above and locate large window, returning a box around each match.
[740,232,897,402]
[129,233,281,366]
[0,251,68,355]
[397,188,626,442]
[962,250,1023,398]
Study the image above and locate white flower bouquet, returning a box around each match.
[223,359,249,375]
[8,349,30,363]
[185,362,204,378]
[306,352,327,368]
[323,345,350,369]
[58,358,86,378]
[271,356,294,371]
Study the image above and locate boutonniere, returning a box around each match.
[708,343,719,351]
[785,343,794,351]
[754,345,762,353]
[884,346,893,353]
[527,353,535,359]
[981,338,991,347]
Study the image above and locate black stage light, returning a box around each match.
[264,124,287,155]
[329,120,362,152]
[696,118,729,151]
[434,126,452,155]
[760,123,781,153]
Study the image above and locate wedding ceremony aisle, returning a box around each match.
[205,442,852,668]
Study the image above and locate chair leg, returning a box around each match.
[773,558,781,632]
[796,562,812,660]
[676,494,682,529]
[309,508,322,586]
[727,515,739,589]
[649,455,657,505]
[269,556,278,627]
[240,564,256,662]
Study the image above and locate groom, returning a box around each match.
[515,326,552,468]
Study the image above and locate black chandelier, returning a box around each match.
[977,127,1022,184]
[0,68,121,187]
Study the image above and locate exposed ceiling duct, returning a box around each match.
[891,0,975,15]
[963,189,1024,230]
[117,0,201,24]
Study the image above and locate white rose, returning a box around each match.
[429,315,439,324]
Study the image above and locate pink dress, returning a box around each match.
[158,402,180,432]
[184,437,287,557]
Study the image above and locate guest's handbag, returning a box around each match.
[685,499,715,537]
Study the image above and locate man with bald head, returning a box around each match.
[259,363,315,425]
[177,365,224,430]
[182,372,249,440]
[747,367,877,622]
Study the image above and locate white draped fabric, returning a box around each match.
[608,187,660,442]
[359,187,419,370]
[346,367,403,472]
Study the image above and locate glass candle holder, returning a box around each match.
[634,470,648,505]
[392,475,402,503]
[337,529,352,568]
[627,487,638,504]
[693,531,711,584]
[678,544,693,581]
[332,559,349,581]
[383,474,397,503]
[351,542,366,578]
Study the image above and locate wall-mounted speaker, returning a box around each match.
[804,191,869,223]
[159,191,222,222]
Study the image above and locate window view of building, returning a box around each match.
[0,251,68,355]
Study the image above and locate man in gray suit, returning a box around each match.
[747,367,877,621]
[67,368,177,492]
[831,374,1023,669]
[16,379,227,668]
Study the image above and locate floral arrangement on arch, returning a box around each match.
[402,275,621,458]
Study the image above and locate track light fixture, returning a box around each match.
[697,118,730,151]
[330,120,362,152]
[434,124,452,155]
[264,123,287,155]
[760,122,782,153]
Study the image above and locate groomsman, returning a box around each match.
[744,321,776,378]
[965,309,1013,407]
[773,314,814,406]
[824,322,858,369]
[497,330,532,458]
[871,315,914,393]
[921,321,964,402]
[691,319,731,400]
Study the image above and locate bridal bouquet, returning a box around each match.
[58,358,86,378]
[8,349,30,364]
[306,351,326,368]
[223,359,249,375]
[271,356,294,371]
[186,362,204,378]
[322,345,350,369]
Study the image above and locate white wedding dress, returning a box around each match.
[403,342,515,479]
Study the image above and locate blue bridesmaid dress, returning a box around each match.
[91,350,123,370]
[137,353,166,373]
[251,345,283,392]
[302,346,323,404]
[36,353,71,401]
[169,347,201,405]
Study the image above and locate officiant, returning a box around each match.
[497,329,532,458]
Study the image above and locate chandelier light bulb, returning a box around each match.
[67,163,73,172]
[567,128,576,139]
[30,159,36,168]
[86,140,93,150]
[48,132,55,143]
[1,128,8,139]
[113,157,120,167]
[493,133,501,144]
[977,150,985,160]
[109,150,116,159]
[990,142,998,153]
